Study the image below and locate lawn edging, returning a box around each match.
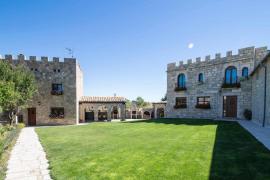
[0,123,24,180]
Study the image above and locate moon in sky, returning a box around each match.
[188,43,194,49]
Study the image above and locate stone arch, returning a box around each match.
[143,111,151,119]
[177,73,186,88]
[98,105,108,121]
[111,106,119,119]
[225,66,237,84]
[132,111,137,119]
[156,108,165,118]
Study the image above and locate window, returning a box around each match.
[51,84,63,95]
[196,96,211,109]
[178,74,186,88]
[50,107,64,118]
[225,66,237,84]
[174,97,187,108]
[198,73,204,83]
[242,67,248,78]
[53,69,57,73]
[58,69,61,73]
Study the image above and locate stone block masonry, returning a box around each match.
[166,46,268,120]
[0,54,83,125]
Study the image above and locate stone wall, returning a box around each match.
[1,54,82,125]
[166,46,267,119]
[79,102,126,122]
[252,57,270,126]
[76,63,84,124]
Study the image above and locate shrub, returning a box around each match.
[195,104,211,109]
[174,104,187,109]
[0,123,24,178]
[174,87,187,91]
[16,123,25,129]
[244,109,252,120]
[221,82,241,88]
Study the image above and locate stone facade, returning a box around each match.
[79,96,126,122]
[153,102,166,118]
[251,54,270,127]
[125,101,166,119]
[166,46,268,120]
[1,54,83,125]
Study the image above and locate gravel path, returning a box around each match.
[5,127,51,180]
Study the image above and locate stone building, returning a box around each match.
[1,54,83,125]
[125,101,166,119]
[79,96,126,122]
[166,46,268,120]
[250,52,270,127]
[153,102,166,118]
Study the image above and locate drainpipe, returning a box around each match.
[262,63,267,127]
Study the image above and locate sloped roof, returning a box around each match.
[80,96,126,103]
[250,51,270,76]
[152,101,167,104]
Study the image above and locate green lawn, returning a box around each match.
[36,119,270,180]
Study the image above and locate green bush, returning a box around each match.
[0,124,24,156]
[0,123,24,179]
[16,123,25,129]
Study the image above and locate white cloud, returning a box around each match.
[188,43,194,49]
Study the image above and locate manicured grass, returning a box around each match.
[36,119,270,180]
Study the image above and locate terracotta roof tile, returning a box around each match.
[80,96,126,103]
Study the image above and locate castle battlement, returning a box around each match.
[0,54,76,64]
[167,46,268,71]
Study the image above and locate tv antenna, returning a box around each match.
[65,48,74,58]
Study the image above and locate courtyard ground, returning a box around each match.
[36,119,270,180]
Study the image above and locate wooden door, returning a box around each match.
[28,108,36,126]
[223,96,237,118]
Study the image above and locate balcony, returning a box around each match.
[221,82,241,88]
[221,77,241,88]
[174,83,187,92]
[51,90,64,95]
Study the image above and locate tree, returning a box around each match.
[136,97,150,108]
[125,99,131,109]
[161,94,167,101]
[0,61,37,124]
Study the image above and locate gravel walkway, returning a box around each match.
[5,127,51,180]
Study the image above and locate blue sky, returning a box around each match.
[0,0,270,101]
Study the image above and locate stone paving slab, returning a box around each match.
[238,120,270,150]
[5,127,51,180]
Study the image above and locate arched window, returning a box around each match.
[242,67,249,78]
[225,66,237,84]
[198,73,204,83]
[178,74,186,88]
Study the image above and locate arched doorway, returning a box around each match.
[111,106,118,119]
[98,106,108,121]
[98,111,107,121]
[143,111,151,119]
[85,110,94,122]
[132,111,137,119]
[157,108,164,118]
